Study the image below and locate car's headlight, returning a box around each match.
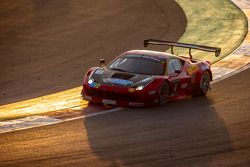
[88,78,94,85]
[136,85,144,90]
[87,70,98,87]
[133,77,154,90]
[87,68,102,85]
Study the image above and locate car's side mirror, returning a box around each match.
[100,59,106,67]
[169,69,181,78]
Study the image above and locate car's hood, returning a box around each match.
[91,68,153,87]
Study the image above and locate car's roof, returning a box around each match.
[122,50,177,61]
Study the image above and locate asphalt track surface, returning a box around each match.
[0,0,186,105]
[1,1,250,167]
[0,67,250,166]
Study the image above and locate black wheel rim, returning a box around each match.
[159,83,169,105]
[201,72,210,93]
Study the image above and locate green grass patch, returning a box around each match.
[174,0,248,63]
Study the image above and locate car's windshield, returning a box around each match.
[108,54,165,75]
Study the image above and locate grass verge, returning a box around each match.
[174,0,248,63]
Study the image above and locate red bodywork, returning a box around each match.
[81,50,212,107]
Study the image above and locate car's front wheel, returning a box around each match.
[159,82,170,106]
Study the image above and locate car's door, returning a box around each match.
[167,58,190,96]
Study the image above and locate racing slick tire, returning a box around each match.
[199,71,211,96]
[159,81,170,106]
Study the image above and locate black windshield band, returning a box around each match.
[108,55,166,75]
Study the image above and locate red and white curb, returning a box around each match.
[0,0,249,134]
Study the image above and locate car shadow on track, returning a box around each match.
[84,96,233,167]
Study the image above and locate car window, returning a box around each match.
[168,58,182,75]
[108,54,166,75]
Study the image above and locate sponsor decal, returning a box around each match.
[127,54,161,62]
[187,65,198,75]
[89,82,100,88]
[103,78,133,86]
[84,95,92,100]
[102,99,116,105]
[142,56,161,62]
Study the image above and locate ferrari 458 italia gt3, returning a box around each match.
[81,39,221,107]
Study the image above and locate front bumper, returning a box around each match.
[81,85,159,107]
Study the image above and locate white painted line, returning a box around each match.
[233,43,250,56]
[212,63,250,84]
[65,107,123,121]
[211,67,235,80]
[0,116,62,134]
[0,108,123,134]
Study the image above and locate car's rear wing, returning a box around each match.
[144,39,221,60]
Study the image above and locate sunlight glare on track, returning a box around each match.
[0,86,87,121]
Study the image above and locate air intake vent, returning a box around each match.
[111,73,135,80]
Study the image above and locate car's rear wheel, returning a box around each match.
[199,71,211,96]
[159,82,169,106]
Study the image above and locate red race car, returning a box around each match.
[81,39,221,107]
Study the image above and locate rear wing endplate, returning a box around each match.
[144,39,221,60]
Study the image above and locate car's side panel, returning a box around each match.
[187,61,211,96]
[166,58,211,98]
[168,61,192,98]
